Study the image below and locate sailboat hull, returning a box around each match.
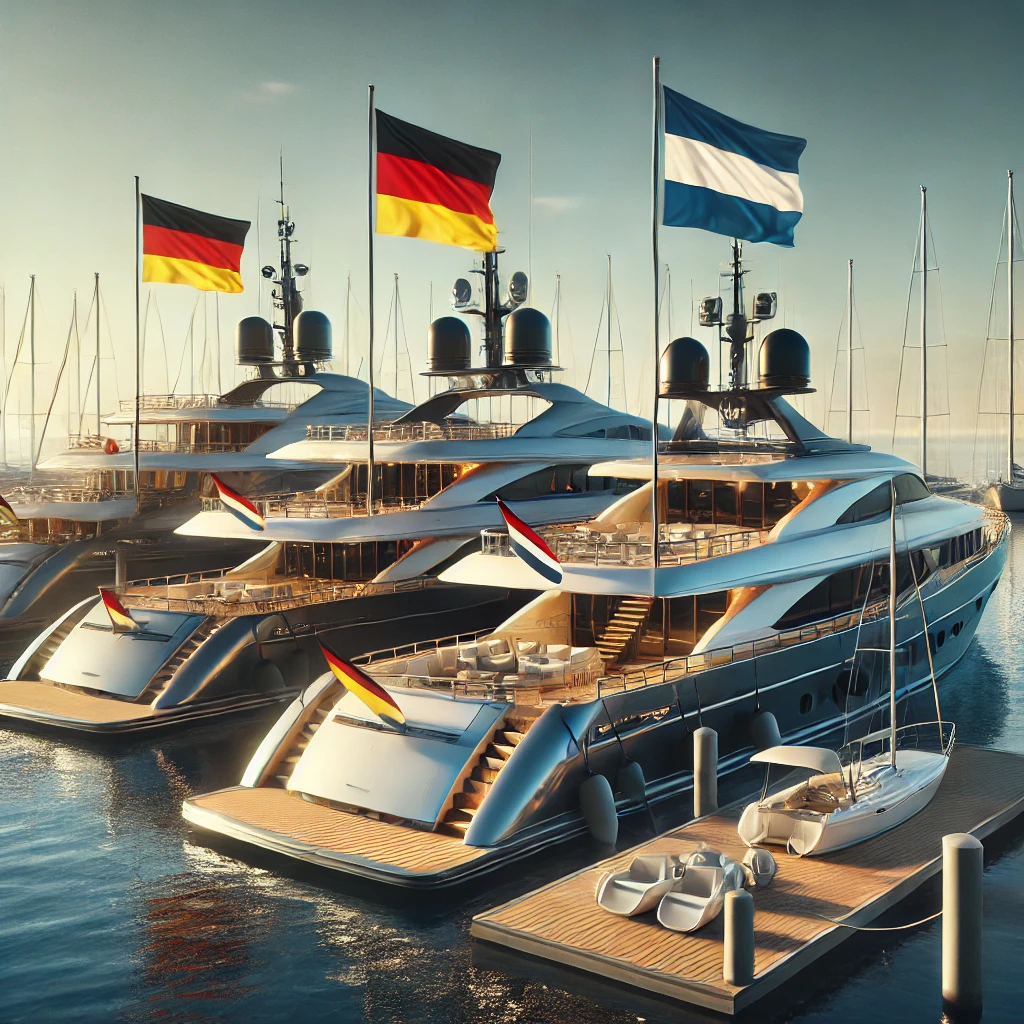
[739,748,949,856]
[984,484,1024,512]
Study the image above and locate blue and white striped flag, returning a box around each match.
[662,86,806,247]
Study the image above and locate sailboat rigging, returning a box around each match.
[738,478,955,856]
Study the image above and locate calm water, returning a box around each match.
[3,525,1024,1024]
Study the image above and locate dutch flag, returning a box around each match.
[496,498,562,585]
[662,86,806,247]
[211,474,266,531]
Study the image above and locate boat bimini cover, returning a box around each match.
[750,745,843,776]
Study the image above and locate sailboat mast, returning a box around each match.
[29,274,35,471]
[1008,169,1015,485]
[605,254,612,408]
[554,273,561,367]
[345,272,352,377]
[847,259,854,443]
[889,479,898,768]
[95,273,101,437]
[919,185,928,478]
[393,273,399,397]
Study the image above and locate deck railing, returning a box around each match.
[119,572,443,617]
[200,493,427,519]
[117,394,291,412]
[480,524,770,567]
[305,421,520,443]
[6,486,133,504]
[66,435,251,454]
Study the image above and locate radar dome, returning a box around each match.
[502,307,552,366]
[295,310,332,363]
[759,328,811,389]
[236,316,274,364]
[428,317,472,372]
[659,336,710,396]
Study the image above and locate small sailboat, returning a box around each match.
[738,478,954,856]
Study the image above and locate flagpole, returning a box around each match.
[366,84,376,518]
[134,176,142,516]
[651,56,662,574]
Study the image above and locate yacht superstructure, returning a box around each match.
[0,255,658,733]
[181,254,1008,887]
[0,206,383,663]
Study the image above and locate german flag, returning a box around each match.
[319,642,406,727]
[99,588,138,633]
[0,494,18,526]
[375,110,500,252]
[142,194,250,293]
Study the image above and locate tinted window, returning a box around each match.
[837,483,891,524]
[774,565,871,629]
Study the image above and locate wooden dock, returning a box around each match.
[471,745,1024,1015]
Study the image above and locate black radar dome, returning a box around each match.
[503,307,552,366]
[659,336,710,396]
[759,328,811,389]
[428,317,472,373]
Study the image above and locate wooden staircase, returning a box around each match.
[437,726,527,837]
[137,619,217,706]
[595,596,654,664]
[265,680,344,789]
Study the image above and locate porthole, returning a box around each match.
[800,693,813,715]
[976,597,984,611]
[951,621,962,637]
[937,630,946,648]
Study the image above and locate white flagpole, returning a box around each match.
[651,56,662,574]
[134,176,142,516]
[366,85,376,518]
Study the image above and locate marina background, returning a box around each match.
[3,0,1024,460]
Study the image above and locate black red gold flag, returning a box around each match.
[141,195,250,293]
[375,111,500,251]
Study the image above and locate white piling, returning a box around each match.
[115,547,126,589]
[723,889,755,987]
[942,832,983,1016]
[693,726,718,817]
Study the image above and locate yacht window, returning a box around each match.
[489,464,592,501]
[774,565,872,630]
[894,474,931,503]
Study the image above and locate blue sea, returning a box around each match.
[2,522,1024,1024]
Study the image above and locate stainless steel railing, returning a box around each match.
[304,421,520,442]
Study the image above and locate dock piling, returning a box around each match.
[693,726,718,817]
[942,832,983,1017]
[723,889,754,986]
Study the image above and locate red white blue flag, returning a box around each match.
[211,474,266,531]
[496,498,562,585]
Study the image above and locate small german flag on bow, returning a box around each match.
[100,589,138,633]
[142,194,251,293]
[0,494,18,526]
[375,110,500,252]
[319,642,406,728]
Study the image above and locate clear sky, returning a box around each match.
[2,0,1023,465]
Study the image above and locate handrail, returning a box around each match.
[118,394,291,412]
[305,421,520,443]
[119,573,443,617]
[66,436,251,454]
[6,486,134,503]
[200,493,427,519]
[480,524,770,567]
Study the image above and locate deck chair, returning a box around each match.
[595,855,681,917]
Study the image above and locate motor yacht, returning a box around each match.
[0,255,657,734]
[180,254,1008,887]
[0,202,399,664]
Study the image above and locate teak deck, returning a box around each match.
[186,786,491,879]
[472,745,1024,1015]
[0,680,156,725]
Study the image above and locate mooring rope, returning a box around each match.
[810,909,942,931]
